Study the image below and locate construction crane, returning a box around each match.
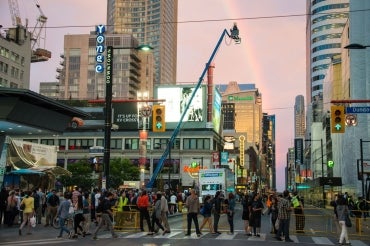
[7,0,51,62]
[30,1,51,63]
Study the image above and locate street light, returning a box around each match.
[103,44,153,189]
[344,43,370,49]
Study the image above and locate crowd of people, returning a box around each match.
[1,186,367,244]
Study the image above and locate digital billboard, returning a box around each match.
[156,86,206,129]
[212,87,222,133]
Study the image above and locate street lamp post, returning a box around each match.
[103,45,152,189]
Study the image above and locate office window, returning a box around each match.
[68,139,94,150]
[125,138,139,150]
[40,139,55,146]
[183,138,210,150]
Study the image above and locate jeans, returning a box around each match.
[58,217,70,237]
[213,212,220,232]
[276,218,290,240]
[227,211,234,233]
[187,212,201,234]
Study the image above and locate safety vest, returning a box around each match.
[292,196,300,208]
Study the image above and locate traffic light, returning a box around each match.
[331,105,345,133]
[152,105,166,132]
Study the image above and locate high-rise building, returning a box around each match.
[0,27,31,89]
[306,0,349,121]
[294,95,305,139]
[107,0,178,86]
[56,33,153,100]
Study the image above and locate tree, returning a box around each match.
[109,158,140,189]
[59,160,96,190]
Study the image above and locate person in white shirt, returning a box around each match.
[169,193,177,214]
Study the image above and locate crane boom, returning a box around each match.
[8,0,22,26]
[145,23,241,189]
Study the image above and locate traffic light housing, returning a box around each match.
[152,105,166,132]
[331,105,345,133]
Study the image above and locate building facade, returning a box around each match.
[107,0,177,87]
[0,27,31,89]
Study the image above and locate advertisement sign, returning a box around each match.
[157,86,204,123]
[112,102,138,130]
[212,88,222,133]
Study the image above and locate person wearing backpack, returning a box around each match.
[45,190,60,227]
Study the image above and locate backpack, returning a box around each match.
[33,193,40,209]
[96,198,104,213]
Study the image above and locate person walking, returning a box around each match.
[268,195,279,234]
[185,189,201,237]
[72,194,86,238]
[82,192,91,235]
[212,191,223,234]
[336,194,351,245]
[0,188,7,224]
[56,192,73,239]
[275,190,294,242]
[45,189,59,227]
[5,190,18,227]
[199,195,215,234]
[241,192,252,236]
[93,192,118,240]
[136,190,153,234]
[150,192,165,235]
[250,192,263,237]
[19,191,35,236]
[226,192,236,235]
[160,191,171,234]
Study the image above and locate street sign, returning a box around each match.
[346,106,370,114]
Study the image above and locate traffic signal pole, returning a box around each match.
[146,23,241,188]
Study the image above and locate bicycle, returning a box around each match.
[52,215,74,230]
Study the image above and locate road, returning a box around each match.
[0,203,369,246]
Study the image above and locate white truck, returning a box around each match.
[198,168,234,197]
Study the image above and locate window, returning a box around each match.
[68,138,94,150]
[125,138,139,150]
[40,139,55,145]
[183,138,210,150]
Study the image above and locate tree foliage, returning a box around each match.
[59,160,96,190]
[109,158,140,188]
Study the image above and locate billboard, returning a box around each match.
[212,87,222,133]
[112,102,138,130]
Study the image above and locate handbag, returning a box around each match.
[30,215,36,228]
[345,214,352,227]
[275,218,280,230]
[20,203,25,211]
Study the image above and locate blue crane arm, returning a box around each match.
[146,25,240,189]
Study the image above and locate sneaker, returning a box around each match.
[56,235,62,239]
[184,233,191,236]
[197,234,201,237]
[285,239,294,242]
[68,232,73,239]
[275,236,283,241]
[256,234,260,237]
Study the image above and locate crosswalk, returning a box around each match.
[95,230,369,246]
[1,230,369,246]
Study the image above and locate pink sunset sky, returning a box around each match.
[0,0,306,191]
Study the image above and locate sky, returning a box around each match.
[0,0,307,191]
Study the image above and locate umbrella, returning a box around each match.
[10,169,45,175]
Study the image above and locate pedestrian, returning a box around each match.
[275,190,294,242]
[199,195,215,234]
[93,192,118,240]
[169,192,177,214]
[291,191,305,233]
[19,191,35,235]
[72,194,86,238]
[56,192,73,239]
[35,188,44,224]
[150,192,165,235]
[45,189,59,227]
[82,192,91,235]
[250,192,263,237]
[226,192,236,235]
[212,191,223,234]
[160,191,171,234]
[241,192,252,236]
[336,194,351,245]
[136,190,153,234]
[0,188,7,224]
[5,190,18,227]
[268,195,279,234]
[185,189,201,237]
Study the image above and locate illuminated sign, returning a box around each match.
[95,25,105,73]
[228,95,254,101]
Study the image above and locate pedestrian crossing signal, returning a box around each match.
[152,105,166,132]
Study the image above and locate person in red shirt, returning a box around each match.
[137,190,153,235]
